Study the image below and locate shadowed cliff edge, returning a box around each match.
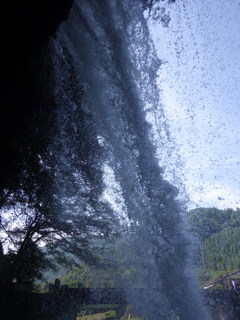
[1,0,74,192]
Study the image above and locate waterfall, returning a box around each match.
[50,0,210,319]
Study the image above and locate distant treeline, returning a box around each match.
[187,207,240,281]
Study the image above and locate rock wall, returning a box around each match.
[0,0,74,195]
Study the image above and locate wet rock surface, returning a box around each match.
[1,0,73,192]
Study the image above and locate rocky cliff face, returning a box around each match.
[1,0,74,193]
[2,0,74,116]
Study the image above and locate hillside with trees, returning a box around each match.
[38,236,140,291]
[187,207,240,283]
[38,207,240,290]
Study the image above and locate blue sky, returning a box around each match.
[148,0,240,209]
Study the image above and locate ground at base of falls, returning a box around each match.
[76,310,116,320]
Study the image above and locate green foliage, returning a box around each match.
[33,280,49,293]
[187,207,236,240]
[76,310,116,320]
[187,207,240,281]
[212,283,223,290]
[55,236,139,289]
[120,317,143,320]
[201,227,240,272]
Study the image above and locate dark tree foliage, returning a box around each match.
[141,0,176,27]
[0,74,115,285]
[0,51,57,283]
[0,29,118,285]
[142,0,176,10]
